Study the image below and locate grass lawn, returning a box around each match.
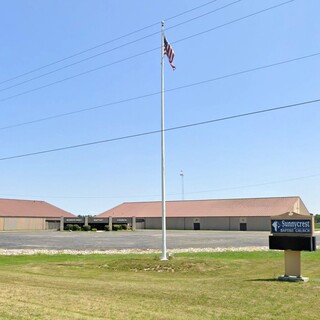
[0,251,319,320]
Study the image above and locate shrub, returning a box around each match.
[73,224,81,231]
[82,225,91,231]
[65,224,73,231]
[112,224,122,231]
[104,225,110,231]
[91,228,97,232]
[121,224,128,230]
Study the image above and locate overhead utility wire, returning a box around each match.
[4,173,318,199]
[171,0,294,46]
[0,0,242,94]
[165,52,320,94]
[0,48,157,104]
[0,0,294,104]
[180,174,320,196]
[1,50,318,131]
[1,173,318,199]
[0,0,221,86]
[0,97,318,161]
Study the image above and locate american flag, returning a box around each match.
[164,36,176,70]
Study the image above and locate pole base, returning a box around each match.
[277,275,309,282]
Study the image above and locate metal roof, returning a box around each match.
[98,197,306,218]
[0,198,75,218]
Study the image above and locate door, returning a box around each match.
[240,223,247,231]
[194,223,200,230]
[136,221,145,229]
[47,221,60,230]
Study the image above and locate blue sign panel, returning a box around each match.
[271,219,311,234]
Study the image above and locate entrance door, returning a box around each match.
[240,223,247,231]
[194,223,200,230]
[47,221,60,230]
[136,221,145,229]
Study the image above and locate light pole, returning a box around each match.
[180,170,184,200]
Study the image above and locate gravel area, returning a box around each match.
[0,246,271,255]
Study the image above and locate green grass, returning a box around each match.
[315,222,320,230]
[0,251,319,319]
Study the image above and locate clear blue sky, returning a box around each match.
[0,0,319,216]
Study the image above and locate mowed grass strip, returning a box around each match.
[0,251,319,320]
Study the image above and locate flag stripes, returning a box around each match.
[164,36,176,70]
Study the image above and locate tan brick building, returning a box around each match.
[0,199,75,231]
[97,196,310,231]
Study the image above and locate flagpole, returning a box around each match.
[160,20,167,261]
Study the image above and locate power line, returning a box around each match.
[0,34,158,94]
[0,47,157,104]
[0,1,242,94]
[166,52,320,93]
[0,0,294,104]
[3,173,317,199]
[171,0,294,46]
[0,97,318,161]
[1,50,318,131]
[0,91,159,131]
[180,174,320,195]
[0,0,221,86]
[165,0,221,21]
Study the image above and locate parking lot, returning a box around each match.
[0,230,282,250]
[0,230,319,252]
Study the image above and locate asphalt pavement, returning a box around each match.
[0,230,319,250]
[0,230,285,250]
